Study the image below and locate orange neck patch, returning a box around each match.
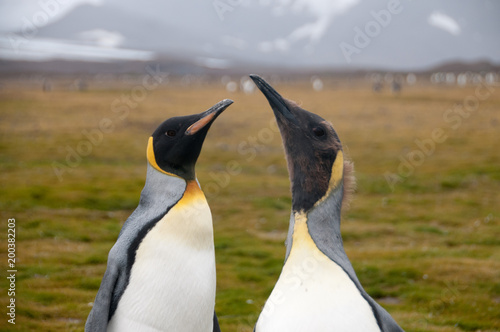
[175,180,207,208]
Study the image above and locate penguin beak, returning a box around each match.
[185,99,233,135]
[249,74,298,125]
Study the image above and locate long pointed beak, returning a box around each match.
[185,99,233,135]
[249,74,297,125]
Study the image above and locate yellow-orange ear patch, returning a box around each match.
[329,150,344,190]
[146,136,179,178]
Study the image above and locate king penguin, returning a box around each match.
[85,99,233,332]
[249,75,404,332]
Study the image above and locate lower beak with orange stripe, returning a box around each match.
[185,99,233,135]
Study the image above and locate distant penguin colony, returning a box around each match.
[86,76,403,332]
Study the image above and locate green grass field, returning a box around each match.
[0,77,499,331]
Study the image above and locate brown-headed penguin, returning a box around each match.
[250,75,403,332]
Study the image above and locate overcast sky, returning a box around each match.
[0,0,499,70]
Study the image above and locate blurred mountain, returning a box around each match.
[1,0,499,71]
[1,58,499,77]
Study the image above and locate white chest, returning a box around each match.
[108,195,216,332]
[256,214,380,332]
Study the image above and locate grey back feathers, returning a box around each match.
[85,164,186,332]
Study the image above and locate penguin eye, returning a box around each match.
[165,130,177,137]
[313,127,325,137]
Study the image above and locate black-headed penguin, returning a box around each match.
[85,99,233,332]
[250,75,403,332]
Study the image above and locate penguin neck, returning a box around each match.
[284,150,345,262]
[285,184,342,259]
[284,183,359,283]
[139,163,189,209]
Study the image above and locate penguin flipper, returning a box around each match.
[375,305,405,332]
[213,311,221,332]
[85,262,119,332]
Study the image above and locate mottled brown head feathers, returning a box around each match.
[249,74,355,213]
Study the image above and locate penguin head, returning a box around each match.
[250,75,344,213]
[147,99,233,180]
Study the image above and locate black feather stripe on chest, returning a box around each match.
[107,199,180,321]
